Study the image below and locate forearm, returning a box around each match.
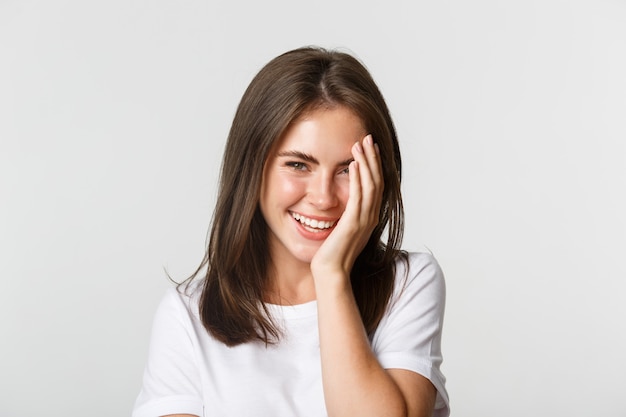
[315,274,407,417]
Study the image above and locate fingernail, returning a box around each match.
[354,142,363,153]
[365,135,373,146]
[374,143,380,154]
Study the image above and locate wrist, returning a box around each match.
[312,269,352,298]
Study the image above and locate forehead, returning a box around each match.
[274,106,366,152]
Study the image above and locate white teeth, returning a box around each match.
[291,212,335,230]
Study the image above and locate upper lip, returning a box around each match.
[289,211,339,222]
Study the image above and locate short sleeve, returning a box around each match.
[371,252,450,417]
[132,288,204,417]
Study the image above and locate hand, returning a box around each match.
[310,134,383,281]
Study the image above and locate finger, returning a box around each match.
[353,136,381,219]
[352,136,374,186]
[362,134,383,191]
[350,141,373,219]
[346,159,361,216]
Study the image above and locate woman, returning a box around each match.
[133,46,449,417]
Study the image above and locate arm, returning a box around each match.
[315,275,436,417]
[311,136,437,417]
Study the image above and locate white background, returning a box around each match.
[1,0,625,416]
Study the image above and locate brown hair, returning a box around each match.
[183,46,406,346]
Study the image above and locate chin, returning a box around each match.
[289,242,323,265]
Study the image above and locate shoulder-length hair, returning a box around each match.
[184,46,406,346]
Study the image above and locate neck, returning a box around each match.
[264,255,316,305]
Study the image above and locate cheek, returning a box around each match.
[336,181,350,208]
[272,175,308,205]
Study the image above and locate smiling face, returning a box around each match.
[259,105,367,270]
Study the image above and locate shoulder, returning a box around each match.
[393,251,446,298]
[153,281,203,327]
[380,251,447,328]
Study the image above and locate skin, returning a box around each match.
[164,105,436,417]
[259,105,357,304]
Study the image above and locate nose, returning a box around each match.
[307,172,339,210]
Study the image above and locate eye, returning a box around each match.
[339,166,350,175]
[285,161,308,171]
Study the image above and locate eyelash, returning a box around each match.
[285,161,350,175]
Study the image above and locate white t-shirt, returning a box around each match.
[132,252,450,417]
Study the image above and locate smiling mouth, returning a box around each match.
[290,212,336,231]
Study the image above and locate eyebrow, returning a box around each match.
[276,150,354,166]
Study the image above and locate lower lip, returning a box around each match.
[292,216,334,241]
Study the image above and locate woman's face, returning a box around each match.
[259,106,367,268]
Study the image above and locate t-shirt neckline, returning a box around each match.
[264,300,318,320]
